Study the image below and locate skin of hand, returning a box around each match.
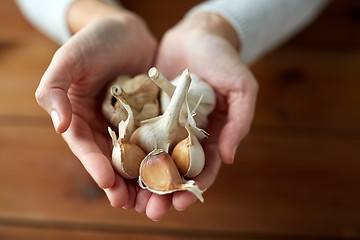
[134,12,259,221]
[35,1,157,208]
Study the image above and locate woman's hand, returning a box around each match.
[35,2,157,208]
[135,12,258,220]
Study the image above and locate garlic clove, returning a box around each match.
[171,91,208,178]
[170,137,190,176]
[171,123,205,178]
[128,116,161,153]
[108,126,146,179]
[130,69,191,154]
[139,149,204,202]
[102,74,160,127]
[139,149,180,191]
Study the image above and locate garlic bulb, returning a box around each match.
[130,69,191,154]
[148,67,216,128]
[139,149,204,202]
[108,89,146,179]
[171,94,208,178]
[102,74,160,127]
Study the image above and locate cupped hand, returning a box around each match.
[135,12,258,220]
[35,11,157,208]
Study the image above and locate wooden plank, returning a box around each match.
[0,0,58,119]
[251,46,360,131]
[120,0,204,39]
[289,0,360,47]
[1,125,359,238]
[0,224,261,240]
[0,225,177,240]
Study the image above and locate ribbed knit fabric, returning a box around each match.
[15,0,121,44]
[187,0,329,64]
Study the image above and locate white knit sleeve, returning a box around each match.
[187,0,329,64]
[15,0,121,45]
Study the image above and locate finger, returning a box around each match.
[62,114,115,189]
[219,79,258,164]
[122,180,137,209]
[173,143,221,211]
[135,189,152,214]
[103,174,129,208]
[172,188,199,212]
[35,45,83,133]
[146,194,173,221]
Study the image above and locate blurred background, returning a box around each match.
[1,0,360,239]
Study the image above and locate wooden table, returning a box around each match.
[1,0,360,239]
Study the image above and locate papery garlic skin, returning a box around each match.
[139,149,204,202]
[110,86,135,139]
[102,74,160,127]
[149,67,216,128]
[130,69,191,154]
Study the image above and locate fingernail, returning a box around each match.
[175,206,185,212]
[232,145,238,164]
[50,110,60,130]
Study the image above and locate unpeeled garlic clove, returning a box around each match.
[171,92,208,178]
[108,126,146,179]
[139,149,204,202]
[110,129,146,179]
[171,123,205,178]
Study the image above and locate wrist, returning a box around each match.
[67,0,129,34]
[184,12,240,51]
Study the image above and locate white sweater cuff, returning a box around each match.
[16,0,122,45]
[187,0,329,64]
[16,0,75,44]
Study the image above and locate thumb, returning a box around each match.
[35,48,80,133]
[35,85,72,133]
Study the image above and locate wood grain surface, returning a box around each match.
[1,0,359,239]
